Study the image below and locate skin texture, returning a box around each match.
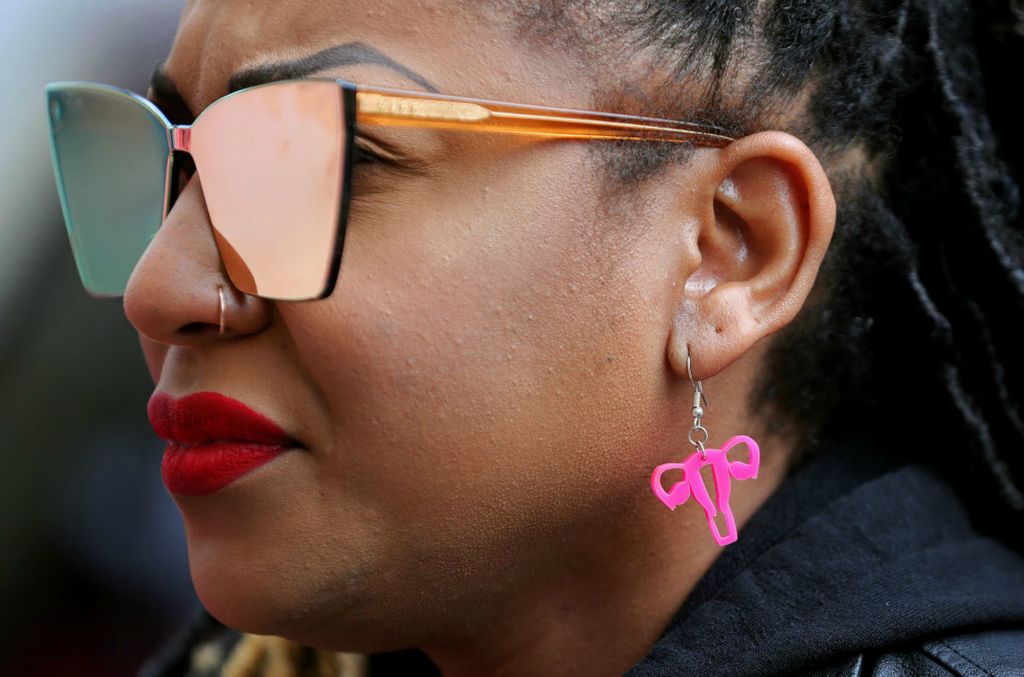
[122,1,836,675]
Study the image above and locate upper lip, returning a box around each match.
[148,391,296,446]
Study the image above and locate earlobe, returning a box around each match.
[666,131,836,382]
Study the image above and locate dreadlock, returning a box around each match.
[503,0,1024,547]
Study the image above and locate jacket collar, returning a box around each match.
[624,424,1024,676]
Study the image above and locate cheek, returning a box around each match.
[280,148,669,566]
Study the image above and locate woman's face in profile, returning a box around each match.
[125,0,689,649]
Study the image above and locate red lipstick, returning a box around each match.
[148,391,297,496]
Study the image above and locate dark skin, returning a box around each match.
[123,1,836,675]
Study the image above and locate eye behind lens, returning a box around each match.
[352,142,384,166]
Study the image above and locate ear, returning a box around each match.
[665,131,836,381]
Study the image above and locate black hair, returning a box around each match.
[508,0,1024,547]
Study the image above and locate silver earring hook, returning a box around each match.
[686,350,709,408]
[686,347,710,459]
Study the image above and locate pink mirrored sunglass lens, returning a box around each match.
[189,79,346,301]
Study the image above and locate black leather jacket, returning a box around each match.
[142,426,1024,676]
[799,628,1024,675]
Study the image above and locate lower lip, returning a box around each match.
[161,441,290,495]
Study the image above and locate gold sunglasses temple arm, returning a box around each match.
[354,91,735,147]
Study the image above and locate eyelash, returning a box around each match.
[352,142,385,167]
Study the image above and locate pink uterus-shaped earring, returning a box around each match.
[650,351,760,546]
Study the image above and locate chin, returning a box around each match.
[185,534,405,653]
[188,544,295,636]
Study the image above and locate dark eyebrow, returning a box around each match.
[148,42,439,124]
[227,42,440,93]
[149,62,193,124]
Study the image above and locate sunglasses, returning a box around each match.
[45,77,736,301]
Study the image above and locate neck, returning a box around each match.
[419,447,790,677]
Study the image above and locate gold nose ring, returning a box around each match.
[217,285,227,336]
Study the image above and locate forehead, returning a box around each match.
[167,0,591,112]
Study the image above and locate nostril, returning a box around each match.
[179,322,212,336]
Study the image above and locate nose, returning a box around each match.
[123,174,272,345]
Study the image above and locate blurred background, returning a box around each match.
[1,2,198,674]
